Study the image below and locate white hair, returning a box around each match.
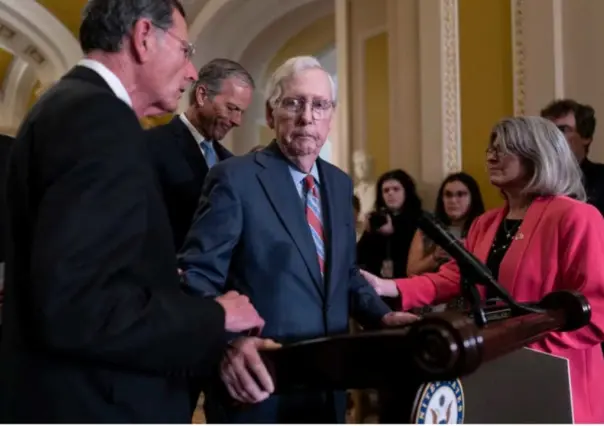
[491,116,586,201]
[264,56,337,108]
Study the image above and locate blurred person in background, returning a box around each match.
[147,58,254,251]
[356,169,422,304]
[541,99,604,216]
[406,172,485,276]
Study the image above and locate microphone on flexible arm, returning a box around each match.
[416,211,543,326]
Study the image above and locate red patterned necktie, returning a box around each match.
[304,175,325,275]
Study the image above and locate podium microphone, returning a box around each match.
[416,211,544,324]
[416,211,500,292]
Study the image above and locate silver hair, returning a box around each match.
[264,56,337,108]
[491,116,586,201]
[80,0,185,53]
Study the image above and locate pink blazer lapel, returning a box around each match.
[469,196,554,298]
[496,196,554,294]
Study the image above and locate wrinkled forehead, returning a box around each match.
[281,68,333,100]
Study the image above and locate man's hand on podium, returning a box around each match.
[220,336,282,404]
[381,311,419,327]
[215,291,265,333]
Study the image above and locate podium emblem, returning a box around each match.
[412,379,464,424]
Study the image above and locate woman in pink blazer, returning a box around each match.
[361,116,604,423]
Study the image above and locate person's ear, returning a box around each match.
[195,85,207,107]
[265,101,275,129]
[130,18,155,63]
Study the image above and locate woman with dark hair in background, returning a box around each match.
[356,169,422,423]
[357,169,422,288]
[407,172,485,276]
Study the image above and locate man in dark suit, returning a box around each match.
[147,59,254,250]
[0,0,263,423]
[541,100,604,358]
[541,99,604,215]
[178,56,417,423]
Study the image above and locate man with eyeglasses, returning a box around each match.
[147,59,254,251]
[541,99,604,216]
[0,0,263,423]
[178,56,417,423]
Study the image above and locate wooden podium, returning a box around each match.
[259,290,586,423]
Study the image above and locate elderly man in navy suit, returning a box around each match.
[178,56,416,423]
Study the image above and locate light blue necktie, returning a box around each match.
[200,141,218,168]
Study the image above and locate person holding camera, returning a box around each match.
[357,169,422,293]
[355,168,422,423]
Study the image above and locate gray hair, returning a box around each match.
[264,56,337,108]
[492,116,586,201]
[80,0,185,53]
[189,58,255,105]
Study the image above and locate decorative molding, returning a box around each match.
[0,0,81,82]
[511,0,526,116]
[415,0,461,197]
[0,1,81,129]
[440,0,462,175]
[188,0,231,48]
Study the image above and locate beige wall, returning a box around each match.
[513,0,604,163]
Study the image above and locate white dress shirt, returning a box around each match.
[179,112,211,161]
[77,58,133,108]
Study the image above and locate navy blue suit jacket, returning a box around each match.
[146,116,232,251]
[178,141,390,423]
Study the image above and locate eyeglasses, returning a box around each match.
[277,97,334,120]
[444,190,469,198]
[485,145,506,157]
[154,24,195,60]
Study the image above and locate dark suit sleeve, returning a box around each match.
[345,180,391,326]
[178,163,242,296]
[31,96,226,376]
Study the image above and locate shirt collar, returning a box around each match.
[77,58,132,108]
[179,113,209,145]
[289,162,320,186]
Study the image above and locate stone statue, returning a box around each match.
[352,150,377,219]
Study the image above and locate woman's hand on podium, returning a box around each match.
[360,269,399,297]
[381,311,419,327]
[220,336,281,404]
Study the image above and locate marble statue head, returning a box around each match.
[352,149,373,182]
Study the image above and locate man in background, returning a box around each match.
[541,99,604,215]
[147,58,253,250]
[0,0,261,422]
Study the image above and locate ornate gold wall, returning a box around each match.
[459,0,513,209]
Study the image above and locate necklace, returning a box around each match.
[502,219,522,240]
[490,219,523,256]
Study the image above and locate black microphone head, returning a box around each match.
[417,211,456,248]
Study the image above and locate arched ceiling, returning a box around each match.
[0,0,83,132]
[0,0,85,85]
[0,0,332,134]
